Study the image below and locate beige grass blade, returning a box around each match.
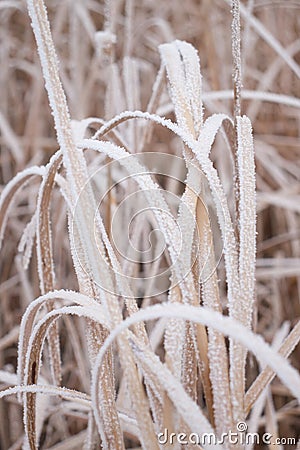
[0,166,44,248]
[36,151,63,386]
[159,40,203,139]
[196,196,233,436]
[229,115,256,423]
[245,320,300,415]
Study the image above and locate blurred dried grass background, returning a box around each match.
[0,0,300,449]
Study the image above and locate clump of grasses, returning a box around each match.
[0,0,300,449]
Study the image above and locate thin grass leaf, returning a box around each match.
[0,110,25,166]
[0,166,44,248]
[36,150,63,386]
[18,212,37,270]
[159,40,203,139]
[196,197,233,437]
[245,320,300,415]
[227,0,300,79]
[231,0,242,120]
[0,384,91,407]
[229,115,256,422]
